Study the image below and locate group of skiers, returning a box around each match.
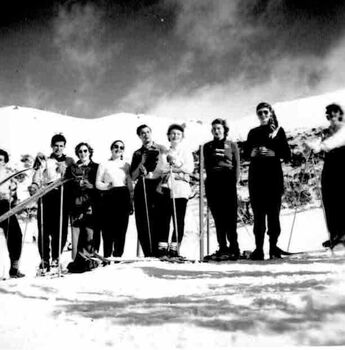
[0,102,345,278]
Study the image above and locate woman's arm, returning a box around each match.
[95,163,110,191]
[232,142,240,184]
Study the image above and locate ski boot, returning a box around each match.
[249,249,264,261]
[269,245,283,260]
[203,248,229,262]
[9,268,25,279]
[36,260,50,276]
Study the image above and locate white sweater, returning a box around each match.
[96,159,133,192]
[159,142,194,199]
[321,124,345,151]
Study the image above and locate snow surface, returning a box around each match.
[1,202,344,349]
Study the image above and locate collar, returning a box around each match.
[50,153,66,162]
[77,159,92,167]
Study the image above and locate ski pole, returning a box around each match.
[199,145,205,260]
[169,166,179,255]
[142,176,152,255]
[206,207,210,256]
[287,150,313,252]
[136,235,140,257]
[39,198,45,270]
[57,184,64,277]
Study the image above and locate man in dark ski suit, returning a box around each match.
[130,124,166,257]
[30,134,74,270]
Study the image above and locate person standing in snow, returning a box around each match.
[156,124,194,259]
[246,103,291,260]
[30,134,74,271]
[306,103,345,248]
[96,140,133,258]
[202,119,241,261]
[65,142,99,260]
[0,149,25,278]
[130,124,166,257]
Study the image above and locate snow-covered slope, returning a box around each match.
[1,88,345,164]
[0,106,208,165]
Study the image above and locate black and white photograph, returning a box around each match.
[1,1,345,348]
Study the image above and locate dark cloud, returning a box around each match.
[1,0,345,119]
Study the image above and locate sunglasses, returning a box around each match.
[112,145,124,150]
[327,114,343,121]
[78,149,89,154]
[257,110,270,116]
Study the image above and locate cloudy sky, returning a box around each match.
[1,0,345,120]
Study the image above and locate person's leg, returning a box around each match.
[6,214,24,277]
[112,188,130,257]
[267,196,282,258]
[168,198,187,257]
[322,182,336,239]
[156,189,171,257]
[134,183,151,256]
[71,226,80,260]
[224,179,239,257]
[84,227,94,254]
[146,179,161,257]
[250,197,266,260]
[49,189,63,262]
[206,181,228,252]
[101,191,114,258]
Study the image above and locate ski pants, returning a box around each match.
[205,172,239,252]
[158,188,188,244]
[322,174,345,241]
[0,200,23,263]
[250,192,282,251]
[101,186,131,257]
[134,178,162,257]
[37,186,69,262]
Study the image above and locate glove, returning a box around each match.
[33,153,46,170]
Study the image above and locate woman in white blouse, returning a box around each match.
[96,140,133,257]
[157,124,194,259]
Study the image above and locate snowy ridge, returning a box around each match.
[2,88,345,164]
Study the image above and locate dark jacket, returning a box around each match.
[246,125,290,197]
[203,139,240,182]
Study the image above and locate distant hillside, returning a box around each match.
[2,88,345,165]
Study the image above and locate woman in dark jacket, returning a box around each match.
[65,142,99,259]
[203,118,241,261]
[246,102,290,260]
